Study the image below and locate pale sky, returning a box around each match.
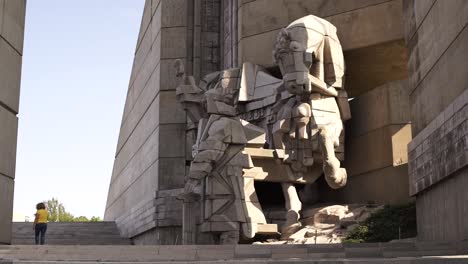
[14,0,145,219]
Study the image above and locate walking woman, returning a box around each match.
[33,202,48,245]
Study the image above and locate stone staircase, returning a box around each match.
[1,241,468,263]
[11,222,131,245]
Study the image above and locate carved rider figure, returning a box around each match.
[270,15,351,237]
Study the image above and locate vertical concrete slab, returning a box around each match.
[1,0,26,54]
[0,106,18,178]
[0,37,22,114]
[0,175,14,244]
[0,0,4,33]
[0,0,25,245]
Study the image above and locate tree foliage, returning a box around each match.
[44,198,102,222]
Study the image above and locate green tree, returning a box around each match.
[46,198,75,222]
[73,216,89,222]
[44,198,102,222]
[90,216,102,222]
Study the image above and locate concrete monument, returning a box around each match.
[175,15,350,244]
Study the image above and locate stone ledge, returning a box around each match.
[1,242,468,262]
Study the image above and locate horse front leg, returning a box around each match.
[318,126,347,189]
[280,182,302,240]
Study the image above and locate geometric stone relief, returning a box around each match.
[175,15,350,244]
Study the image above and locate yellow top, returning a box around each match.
[36,209,48,223]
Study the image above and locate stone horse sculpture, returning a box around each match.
[175,15,350,244]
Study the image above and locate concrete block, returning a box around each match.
[151,1,162,44]
[117,63,161,153]
[327,0,404,51]
[270,245,308,259]
[1,0,25,54]
[160,27,186,59]
[234,244,271,259]
[158,90,186,124]
[238,29,277,66]
[113,97,160,178]
[323,165,410,205]
[160,58,185,91]
[344,40,408,97]
[407,0,468,93]
[129,35,161,112]
[410,26,468,135]
[0,37,21,114]
[238,0,390,39]
[0,175,13,244]
[402,0,437,42]
[0,106,17,179]
[0,0,3,34]
[105,131,159,216]
[347,80,411,138]
[156,245,197,260]
[345,124,411,176]
[130,18,154,93]
[152,0,161,16]
[161,0,186,27]
[158,157,186,190]
[135,0,152,54]
[158,124,186,158]
[196,245,235,260]
[345,247,383,258]
[124,36,161,118]
[415,167,468,241]
[238,0,404,66]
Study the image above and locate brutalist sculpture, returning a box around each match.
[175,15,350,244]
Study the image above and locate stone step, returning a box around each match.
[5,257,468,264]
[11,222,131,245]
[11,240,131,245]
[0,243,467,263]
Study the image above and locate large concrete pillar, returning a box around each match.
[0,0,26,245]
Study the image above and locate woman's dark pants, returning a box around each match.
[35,223,47,245]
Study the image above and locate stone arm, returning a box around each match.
[185,117,247,193]
[174,60,207,124]
[189,139,228,181]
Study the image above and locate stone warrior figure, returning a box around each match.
[175,15,351,244]
[175,63,265,244]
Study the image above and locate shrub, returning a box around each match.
[345,203,417,243]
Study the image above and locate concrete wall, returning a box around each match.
[104,0,188,244]
[0,0,26,245]
[322,80,412,205]
[404,0,468,241]
[237,0,408,97]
